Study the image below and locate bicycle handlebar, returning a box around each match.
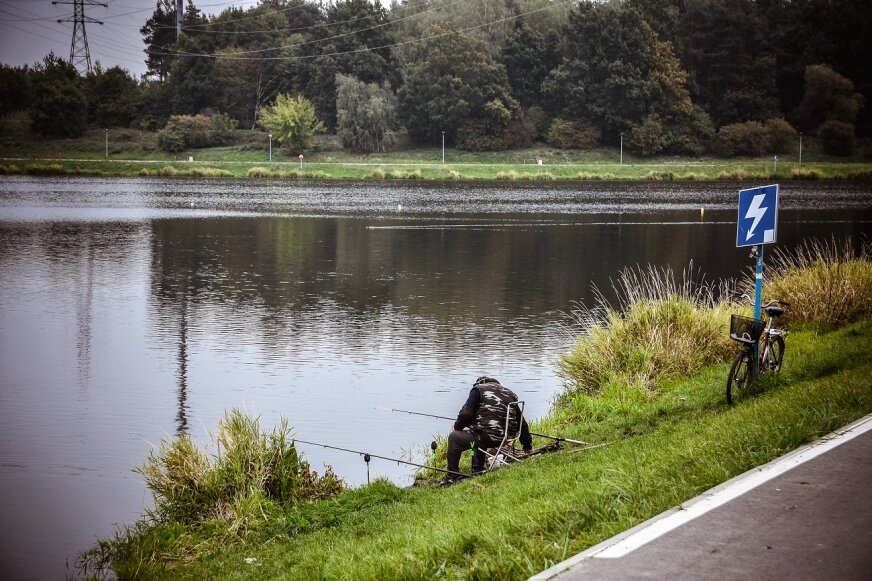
[733,293,789,308]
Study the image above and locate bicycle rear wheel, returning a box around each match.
[727,350,752,405]
[762,335,785,373]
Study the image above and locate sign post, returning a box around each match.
[736,184,779,321]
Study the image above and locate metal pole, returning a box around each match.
[753,243,764,374]
[620,133,623,165]
[754,244,764,322]
[104,129,108,159]
[268,133,272,162]
[799,133,803,166]
[442,131,445,164]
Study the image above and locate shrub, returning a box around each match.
[524,106,550,140]
[546,118,601,149]
[818,120,855,156]
[628,115,668,157]
[0,111,31,141]
[157,112,238,153]
[715,121,770,156]
[766,118,798,153]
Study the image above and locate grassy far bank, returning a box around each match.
[77,239,872,580]
[3,130,872,181]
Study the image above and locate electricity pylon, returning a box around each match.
[52,0,107,74]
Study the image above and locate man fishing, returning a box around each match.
[445,376,532,483]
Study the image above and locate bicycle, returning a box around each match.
[726,298,788,405]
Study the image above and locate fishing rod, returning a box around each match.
[292,437,464,482]
[377,406,591,446]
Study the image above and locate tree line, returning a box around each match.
[1,0,869,157]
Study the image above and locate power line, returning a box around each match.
[52,0,108,73]
[154,0,573,62]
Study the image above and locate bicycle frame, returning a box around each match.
[736,304,786,378]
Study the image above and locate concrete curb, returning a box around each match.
[529,413,872,580]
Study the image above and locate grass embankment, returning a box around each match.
[3,129,872,181]
[79,239,872,580]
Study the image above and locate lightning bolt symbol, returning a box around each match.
[745,194,767,241]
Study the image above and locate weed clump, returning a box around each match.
[24,163,65,175]
[371,167,386,179]
[791,168,823,180]
[247,166,272,178]
[576,172,616,180]
[157,166,179,177]
[191,167,232,177]
[717,169,747,180]
[78,409,344,577]
[646,171,674,181]
[136,409,344,526]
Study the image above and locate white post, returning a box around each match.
[442,131,445,164]
[620,132,623,165]
[104,129,108,159]
[268,133,272,162]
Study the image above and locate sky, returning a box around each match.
[0,0,263,77]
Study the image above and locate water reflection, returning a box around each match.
[176,276,189,435]
[0,177,870,580]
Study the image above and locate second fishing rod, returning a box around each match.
[376,406,590,446]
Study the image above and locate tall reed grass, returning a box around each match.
[763,236,872,328]
[559,264,735,397]
[560,237,872,399]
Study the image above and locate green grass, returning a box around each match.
[3,129,872,181]
[80,321,872,580]
[78,241,872,580]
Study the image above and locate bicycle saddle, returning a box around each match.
[765,306,784,318]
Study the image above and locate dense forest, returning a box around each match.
[1,0,869,157]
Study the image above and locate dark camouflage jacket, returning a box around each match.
[469,381,522,443]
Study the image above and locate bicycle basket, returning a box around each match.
[729,314,764,343]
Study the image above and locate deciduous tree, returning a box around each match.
[259,93,325,153]
[335,74,399,152]
[29,54,88,138]
[398,26,518,150]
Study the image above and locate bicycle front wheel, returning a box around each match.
[727,350,752,405]
[763,335,785,374]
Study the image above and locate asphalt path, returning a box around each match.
[531,414,872,581]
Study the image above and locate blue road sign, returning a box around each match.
[737,184,779,247]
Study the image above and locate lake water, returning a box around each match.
[1,176,870,579]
